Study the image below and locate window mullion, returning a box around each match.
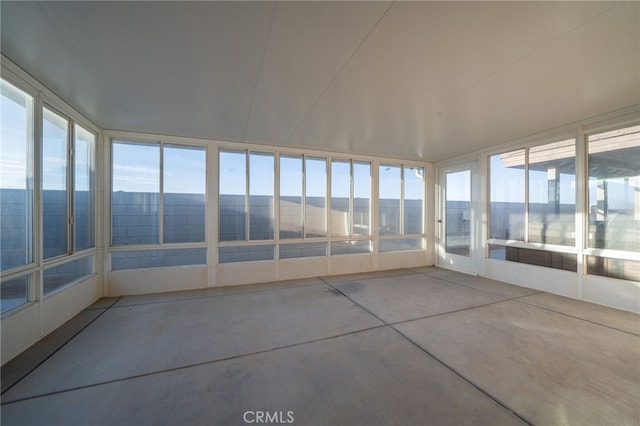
[159,142,164,245]
[349,160,355,237]
[400,165,405,235]
[302,155,306,239]
[29,93,39,270]
[524,148,529,243]
[68,120,75,254]
[246,151,250,241]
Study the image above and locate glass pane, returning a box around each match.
[379,165,401,235]
[379,238,423,252]
[280,155,303,239]
[588,125,640,252]
[488,244,506,260]
[112,141,160,245]
[43,108,68,259]
[219,245,274,263]
[219,150,247,241]
[0,79,34,272]
[43,256,93,296]
[587,256,640,282]
[528,139,576,246]
[111,248,206,270]
[249,152,274,240]
[353,161,371,236]
[330,160,350,237]
[74,125,95,251]
[488,244,576,272]
[279,242,327,259]
[1,274,30,314]
[490,150,525,240]
[404,166,424,234]
[164,145,206,243]
[305,157,327,237]
[331,240,372,256]
[445,170,471,257]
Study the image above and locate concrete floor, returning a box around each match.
[1,267,639,425]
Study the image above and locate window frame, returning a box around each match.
[1,73,99,315]
[109,138,208,270]
[374,162,426,254]
[484,122,640,278]
[487,139,579,256]
[218,148,276,243]
[583,123,640,266]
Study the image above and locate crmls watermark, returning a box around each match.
[243,410,295,424]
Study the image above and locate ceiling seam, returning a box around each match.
[283,0,395,144]
[438,0,626,108]
[241,1,278,143]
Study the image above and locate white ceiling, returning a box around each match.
[1,1,638,162]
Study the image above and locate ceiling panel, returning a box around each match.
[437,0,640,160]
[1,1,637,162]
[287,1,633,160]
[243,1,391,144]
[3,1,276,140]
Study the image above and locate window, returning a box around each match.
[528,139,576,246]
[280,242,327,259]
[331,160,371,237]
[1,274,30,315]
[0,79,34,272]
[218,149,274,242]
[586,257,639,282]
[41,111,97,293]
[112,141,205,246]
[489,141,580,271]
[111,249,206,271]
[379,165,401,235]
[404,166,424,235]
[379,238,423,253]
[490,143,577,246]
[587,125,639,253]
[219,245,274,264]
[353,161,371,236]
[489,244,577,272]
[112,141,160,245]
[278,155,327,240]
[280,155,303,239]
[249,152,275,240]
[378,164,424,237]
[1,78,97,312]
[331,160,351,237]
[111,141,206,270]
[305,157,327,238]
[219,149,247,241]
[74,125,96,251]
[163,145,206,243]
[42,107,69,259]
[43,256,93,296]
[445,170,471,257]
[489,149,526,241]
[330,240,372,256]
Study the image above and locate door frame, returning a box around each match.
[436,161,479,274]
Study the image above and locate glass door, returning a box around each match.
[438,162,477,273]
